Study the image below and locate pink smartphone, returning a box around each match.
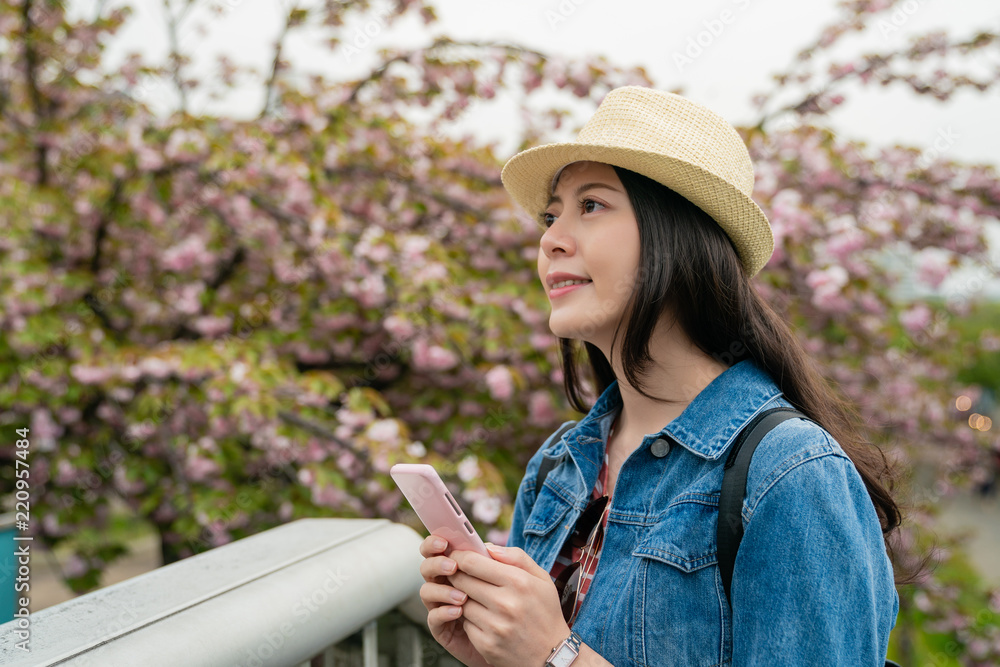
[390,463,492,558]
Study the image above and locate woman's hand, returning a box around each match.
[418,535,492,667]
[448,543,573,667]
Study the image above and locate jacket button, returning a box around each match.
[650,437,672,458]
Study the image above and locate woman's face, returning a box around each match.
[538,161,641,349]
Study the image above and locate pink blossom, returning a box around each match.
[531,333,554,351]
[192,315,232,338]
[295,345,329,364]
[384,315,415,341]
[915,249,951,289]
[30,408,62,452]
[316,313,357,332]
[900,303,933,334]
[138,357,173,379]
[335,406,373,429]
[71,364,114,384]
[412,339,460,372]
[472,495,502,524]
[822,216,866,262]
[458,455,480,483]
[367,419,401,444]
[63,554,90,579]
[529,391,557,426]
[185,453,220,482]
[312,484,348,508]
[487,528,510,546]
[484,365,514,401]
[414,261,448,285]
[406,441,427,458]
[162,235,209,273]
[345,273,387,309]
[805,265,851,312]
[137,146,163,171]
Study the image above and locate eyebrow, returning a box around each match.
[546,182,622,209]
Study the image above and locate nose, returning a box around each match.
[540,215,575,258]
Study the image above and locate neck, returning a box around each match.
[601,320,729,439]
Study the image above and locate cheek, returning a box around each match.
[537,249,548,283]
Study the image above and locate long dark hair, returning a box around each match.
[558,166,904,561]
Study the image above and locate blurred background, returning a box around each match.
[0,0,999,663]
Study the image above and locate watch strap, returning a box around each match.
[545,630,582,666]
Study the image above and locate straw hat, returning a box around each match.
[501,86,774,277]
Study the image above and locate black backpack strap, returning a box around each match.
[535,421,578,495]
[717,407,808,608]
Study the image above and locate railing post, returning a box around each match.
[395,623,423,667]
[362,620,378,667]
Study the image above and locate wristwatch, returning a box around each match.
[545,630,582,667]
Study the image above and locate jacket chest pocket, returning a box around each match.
[629,500,730,667]
[522,483,574,567]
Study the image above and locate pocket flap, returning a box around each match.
[523,484,573,537]
[632,500,719,573]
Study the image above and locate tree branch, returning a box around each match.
[91,177,123,274]
[277,409,371,467]
[259,5,300,120]
[160,0,193,114]
[22,0,49,185]
[345,37,549,105]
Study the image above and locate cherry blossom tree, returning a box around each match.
[0,0,998,662]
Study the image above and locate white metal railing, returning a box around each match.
[0,518,463,666]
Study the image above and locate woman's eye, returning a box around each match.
[580,198,605,214]
[541,212,556,228]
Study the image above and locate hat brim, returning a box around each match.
[501,142,774,277]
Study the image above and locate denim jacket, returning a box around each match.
[508,359,898,666]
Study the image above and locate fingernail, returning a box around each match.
[443,559,457,574]
[432,538,447,551]
[450,590,466,603]
[447,606,461,618]
[486,543,505,554]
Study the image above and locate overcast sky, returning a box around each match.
[84,0,999,164]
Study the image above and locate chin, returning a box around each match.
[548,311,602,343]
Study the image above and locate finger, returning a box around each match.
[427,603,464,630]
[419,535,450,558]
[452,594,490,628]
[447,569,498,605]
[450,549,503,583]
[419,555,458,582]
[483,544,551,580]
[456,606,486,644]
[420,581,469,609]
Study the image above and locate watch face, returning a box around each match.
[550,644,578,667]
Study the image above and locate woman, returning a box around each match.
[417,86,900,666]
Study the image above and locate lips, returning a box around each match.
[549,280,592,298]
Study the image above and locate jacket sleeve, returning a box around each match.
[505,420,577,552]
[731,439,899,666]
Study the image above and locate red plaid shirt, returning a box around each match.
[548,448,611,626]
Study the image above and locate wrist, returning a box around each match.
[544,630,582,667]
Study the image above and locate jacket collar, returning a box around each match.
[571,358,785,462]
